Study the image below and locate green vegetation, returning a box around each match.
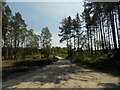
[3,56,59,81]
[2,54,59,81]
[2,2,66,60]
[2,1,120,81]
[13,56,58,67]
[58,2,120,75]
[2,2,40,60]
[70,50,120,75]
[51,47,68,58]
[2,2,67,81]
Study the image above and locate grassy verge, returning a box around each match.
[55,54,67,59]
[70,50,120,76]
[2,56,59,82]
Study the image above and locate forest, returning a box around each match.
[2,2,68,81]
[58,2,120,75]
[2,2,120,84]
[2,2,67,60]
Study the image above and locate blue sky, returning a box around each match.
[7,2,84,47]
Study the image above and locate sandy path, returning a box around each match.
[3,59,120,88]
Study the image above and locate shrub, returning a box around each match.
[70,50,120,75]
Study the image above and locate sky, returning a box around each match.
[7,2,84,47]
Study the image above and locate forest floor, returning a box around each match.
[2,57,120,88]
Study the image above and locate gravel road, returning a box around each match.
[3,58,120,88]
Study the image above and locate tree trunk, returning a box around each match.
[118,2,120,25]
[94,26,97,55]
[67,37,69,58]
[96,25,99,51]
[77,30,80,51]
[107,17,111,50]
[14,30,17,59]
[99,13,105,53]
[73,30,76,50]
[89,26,93,56]
[0,2,2,61]
[109,8,117,50]
[117,2,120,49]
[86,26,90,51]
[101,13,107,50]
[115,11,120,49]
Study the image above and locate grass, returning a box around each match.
[55,54,67,59]
[70,50,120,76]
[2,56,59,82]
[2,54,44,60]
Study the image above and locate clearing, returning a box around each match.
[2,58,120,88]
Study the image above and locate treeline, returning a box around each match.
[2,2,56,60]
[82,2,120,55]
[59,13,83,58]
[2,2,41,60]
[2,2,68,60]
[58,2,120,75]
[59,2,120,57]
[51,47,67,58]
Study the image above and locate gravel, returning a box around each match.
[3,58,120,88]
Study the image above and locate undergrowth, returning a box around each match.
[70,50,120,76]
[2,56,59,82]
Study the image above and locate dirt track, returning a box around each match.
[3,58,120,88]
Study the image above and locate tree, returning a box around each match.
[2,3,12,60]
[59,16,73,57]
[0,2,2,61]
[26,29,40,49]
[40,27,52,58]
[2,3,41,60]
[82,2,119,54]
[72,13,82,51]
[12,12,27,59]
[40,27,52,48]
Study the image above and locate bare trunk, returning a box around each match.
[0,2,2,87]
[89,26,93,56]
[109,8,117,50]
[95,25,99,51]
[107,17,111,50]
[115,11,120,48]
[86,26,90,56]
[0,2,2,61]
[101,14,107,50]
[77,29,79,51]
[99,13,105,53]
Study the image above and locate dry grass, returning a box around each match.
[2,60,21,68]
[2,57,59,82]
